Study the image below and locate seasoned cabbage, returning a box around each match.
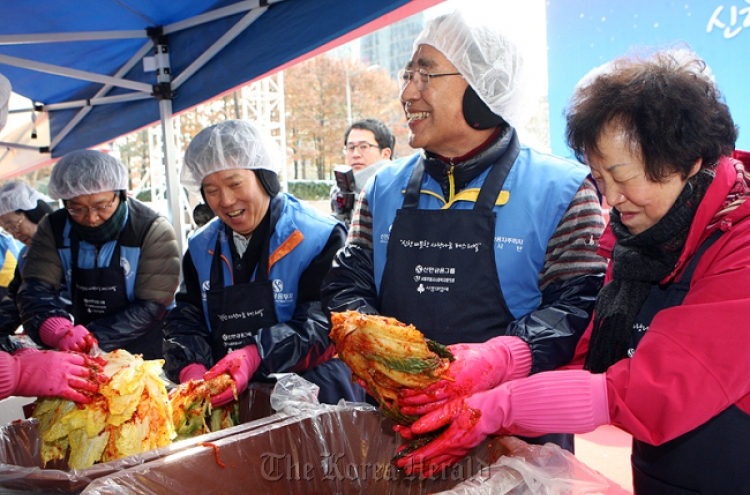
[33,350,174,470]
[330,311,453,424]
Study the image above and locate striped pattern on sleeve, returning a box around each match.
[347,193,374,250]
[539,177,607,290]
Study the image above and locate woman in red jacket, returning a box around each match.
[394,49,750,494]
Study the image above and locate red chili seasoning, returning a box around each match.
[198,442,226,468]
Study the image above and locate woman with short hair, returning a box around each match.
[394,49,750,494]
[0,182,54,341]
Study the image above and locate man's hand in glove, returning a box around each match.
[39,317,98,354]
[179,363,208,383]
[203,345,261,407]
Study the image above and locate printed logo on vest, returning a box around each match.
[495,236,524,252]
[120,257,132,278]
[272,278,294,304]
[380,224,392,244]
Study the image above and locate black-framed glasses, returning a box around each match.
[398,68,462,91]
[66,194,118,217]
[0,214,24,233]
[343,142,381,154]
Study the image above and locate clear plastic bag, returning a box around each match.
[437,436,609,495]
[268,372,322,414]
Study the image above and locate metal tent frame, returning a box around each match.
[0,0,442,251]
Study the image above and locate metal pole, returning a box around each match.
[152,40,185,254]
[277,71,287,193]
[159,98,184,254]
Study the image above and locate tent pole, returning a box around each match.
[159,98,185,255]
[150,35,185,254]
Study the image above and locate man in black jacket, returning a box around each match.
[163,120,363,406]
[18,150,180,359]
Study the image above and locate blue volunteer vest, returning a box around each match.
[0,232,22,288]
[50,198,159,312]
[16,245,27,273]
[367,145,588,320]
[189,193,338,332]
[56,211,138,303]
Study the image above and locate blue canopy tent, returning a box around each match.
[0,0,441,250]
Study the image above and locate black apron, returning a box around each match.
[629,231,750,494]
[204,221,365,405]
[380,131,519,345]
[205,229,277,360]
[380,130,573,451]
[70,234,129,326]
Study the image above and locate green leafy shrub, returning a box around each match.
[287,180,334,200]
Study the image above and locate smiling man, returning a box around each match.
[322,10,607,455]
[17,150,180,359]
[162,119,362,406]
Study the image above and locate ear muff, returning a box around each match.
[22,199,54,224]
[255,169,281,197]
[463,85,507,130]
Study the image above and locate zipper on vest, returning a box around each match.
[447,161,456,202]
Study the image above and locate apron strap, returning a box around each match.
[210,232,231,288]
[257,229,272,281]
[402,159,426,209]
[474,129,519,211]
[676,229,723,285]
[402,129,520,211]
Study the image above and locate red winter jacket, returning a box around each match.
[568,152,750,446]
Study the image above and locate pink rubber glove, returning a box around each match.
[204,345,261,407]
[39,317,98,353]
[13,347,40,357]
[398,336,532,416]
[179,363,209,383]
[13,351,106,403]
[395,370,609,477]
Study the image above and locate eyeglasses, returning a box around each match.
[0,215,24,233]
[343,143,381,154]
[66,194,118,217]
[398,68,462,91]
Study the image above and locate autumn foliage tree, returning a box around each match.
[284,55,408,181]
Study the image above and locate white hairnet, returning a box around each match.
[48,149,129,200]
[181,120,282,192]
[0,182,51,217]
[413,10,531,129]
[0,73,10,132]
